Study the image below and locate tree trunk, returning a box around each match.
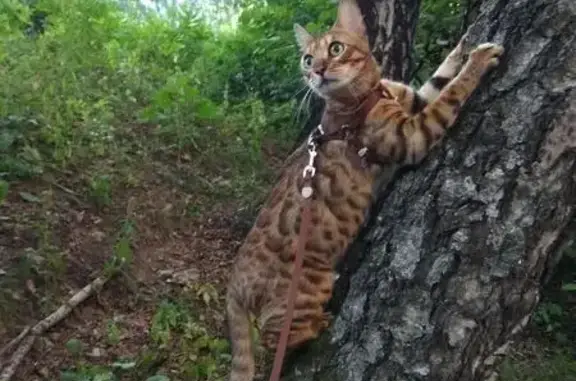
[284,0,576,380]
[357,0,420,81]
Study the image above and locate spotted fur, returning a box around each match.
[225,1,503,380]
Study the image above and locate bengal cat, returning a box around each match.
[225,1,504,380]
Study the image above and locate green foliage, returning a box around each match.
[412,0,463,85]
[60,298,227,380]
[533,302,565,334]
[106,319,122,345]
[0,0,469,195]
[1,1,575,381]
[499,349,576,381]
[1,0,333,186]
[149,299,230,379]
[65,338,84,356]
[88,174,112,208]
[104,218,135,276]
[60,352,149,381]
[60,294,228,380]
[0,116,44,179]
[0,179,8,204]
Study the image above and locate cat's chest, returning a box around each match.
[313,141,376,194]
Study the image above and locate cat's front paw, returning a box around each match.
[470,43,505,70]
[379,79,403,100]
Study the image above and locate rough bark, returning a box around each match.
[284,0,576,380]
[357,0,420,81]
[460,0,483,35]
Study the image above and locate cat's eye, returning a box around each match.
[302,54,313,69]
[329,41,345,57]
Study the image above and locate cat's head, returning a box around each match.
[294,0,379,101]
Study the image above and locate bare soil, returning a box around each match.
[0,163,258,380]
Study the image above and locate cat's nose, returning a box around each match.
[313,66,326,77]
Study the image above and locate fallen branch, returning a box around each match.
[41,177,86,207]
[0,327,30,362]
[0,337,35,381]
[0,275,108,381]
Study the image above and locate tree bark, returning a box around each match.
[357,0,420,81]
[284,0,576,380]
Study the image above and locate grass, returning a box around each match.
[499,249,576,381]
[59,296,231,381]
[500,347,576,381]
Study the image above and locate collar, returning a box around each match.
[319,84,381,136]
[307,83,388,170]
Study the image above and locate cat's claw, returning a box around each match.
[470,43,505,69]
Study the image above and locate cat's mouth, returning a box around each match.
[308,76,342,93]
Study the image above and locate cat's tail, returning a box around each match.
[226,291,255,381]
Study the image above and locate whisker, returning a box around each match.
[293,87,313,125]
[292,84,309,98]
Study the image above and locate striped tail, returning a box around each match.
[226,293,255,381]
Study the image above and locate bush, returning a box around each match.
[0,0,461,184]
[0,0,337,182]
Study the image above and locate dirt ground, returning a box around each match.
[0,164,259,380]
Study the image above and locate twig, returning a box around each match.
[0,337,35,381]
[32,276,107,334]
[42,177,86,207]
[0,327,30,361]
[45,179,80,197]
[0,275,108,381]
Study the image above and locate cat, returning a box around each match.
[225,1,503,380]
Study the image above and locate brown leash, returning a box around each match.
[267,86,382,381]
[268,123,320,381]
[268,197,312,381]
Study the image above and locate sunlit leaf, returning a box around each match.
[19,191,40,203]
[146,376,170,381]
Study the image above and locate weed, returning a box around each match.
[193,283,220,308]
[59,297,228,381]
[499,348,576,381]
[150,300,183,348]
[106,319,122,346]
[88,174,112,208]
[148,298,230,379]
[534,302,565,333]
[62,335,171,380]
[0,179,8,204]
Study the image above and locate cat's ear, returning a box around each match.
[334,0,366,37]
[294,23,313,51]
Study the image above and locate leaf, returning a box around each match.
[60,371,84,381]
[93,372,117,381]
[561,283,576,292]
[65,338,84,355]
[114,236,133,264]
[195,101,219,120]
[0,130,17,151]
[19,191,40,203]
[0,180,8,205]
[111,360,136,370]
[145,376,170,381]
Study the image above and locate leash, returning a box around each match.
[267,126,322,381]
[266,88,382,379]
